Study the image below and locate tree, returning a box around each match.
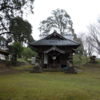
[73,33,84,54]
[85,36,94,57]
[21,47,36,60]
[6,17,34,46]
[0,0,34,35]
[0,36,7,50]
[73,33,85,60]
[87,18,100,55]
[10,42,23,61]
[76,32,94,62]
[39,9,73,34]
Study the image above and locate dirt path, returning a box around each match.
[74,68,83,72]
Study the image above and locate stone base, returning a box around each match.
[64,67,77,74]
[89,61,98,63]
[30,65,42,73]
[43,68,64,72]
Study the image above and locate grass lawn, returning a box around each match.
[0,65,100,100]
[73,54,88,65]
[17,58,31,64]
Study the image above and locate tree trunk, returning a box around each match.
[78,55,82,60]
[14,54,17,61]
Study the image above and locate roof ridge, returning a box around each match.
[43,31,67,40]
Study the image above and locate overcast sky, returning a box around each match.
[25,0,100,40]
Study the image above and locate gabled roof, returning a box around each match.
[30,31,80,47]
[44,30,66,40]
[44,46,65,54]
[30,40,79,46]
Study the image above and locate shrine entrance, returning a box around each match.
[43,46,65,69]
[48,54,60,69]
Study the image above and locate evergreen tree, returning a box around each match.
[7,17,34,46]
[10,42,23,61]
[0,0,34,35]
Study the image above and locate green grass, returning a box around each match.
[0,55,100,100]
[18,58,31,64]
[73,55,88,64]
[73,55,100,64]
[11,65,34,71]
[0,65,100,100]
[17,58,27,62]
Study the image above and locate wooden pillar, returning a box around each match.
[41,53,43,65]
[60,54,61,69]
[47,54,49,69]
[69,53,73,63]
[69,53,73,67]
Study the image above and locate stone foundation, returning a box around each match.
[64,67,77,74]
[30,65,42,73]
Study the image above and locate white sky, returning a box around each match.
[25,0,100,40]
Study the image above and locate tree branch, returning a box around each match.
[0,5,20,11]
[0,32,12,35]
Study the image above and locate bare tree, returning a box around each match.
[85,36,94,57]
[87,19,100,55]
[76,33,94,62]
[39,9,73,34]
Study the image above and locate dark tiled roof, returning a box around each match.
[30,39,79,46]
[30,31,80,47]
[44,46,65,54]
